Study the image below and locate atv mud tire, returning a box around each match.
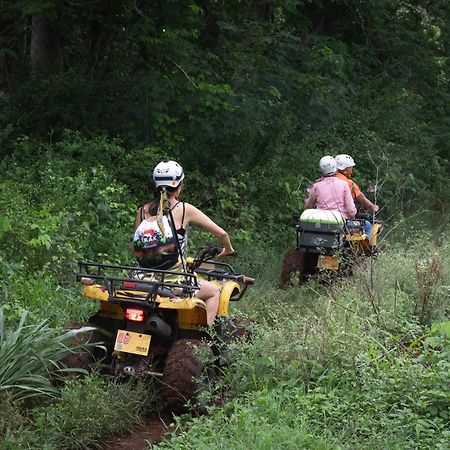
[161,339,213,413]
[62,322,105,371]
[280,249,306,286]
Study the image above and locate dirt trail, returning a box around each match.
[100,415,172,450]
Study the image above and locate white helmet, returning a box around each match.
[319,155,337,176]
[335,154,355,171]
[153,160,185,188]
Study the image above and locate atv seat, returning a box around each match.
[295,209,344,253]
[120,281,174,298]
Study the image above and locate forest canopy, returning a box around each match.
[0,0,449,248]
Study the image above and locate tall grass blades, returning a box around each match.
[0,307,94,402]
[415,254,444,325]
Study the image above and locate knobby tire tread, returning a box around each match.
[161,339,210,412]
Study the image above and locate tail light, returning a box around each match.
[125,308,145,322]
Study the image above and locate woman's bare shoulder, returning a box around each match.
[181,202,209,222]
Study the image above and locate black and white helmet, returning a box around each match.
[153,160,185,188]
[319,155,337,177]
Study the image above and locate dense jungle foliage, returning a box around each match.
[0,0,449,448]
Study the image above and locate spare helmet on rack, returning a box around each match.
[153,160,185,188]
[319,155,337,177]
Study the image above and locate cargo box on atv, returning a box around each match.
[294,209,344,253]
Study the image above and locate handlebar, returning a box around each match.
[355,212,385,225]
[191,246,236,270]
[188,247,254,287]
[239,275,255,286]
[204,246,222,258]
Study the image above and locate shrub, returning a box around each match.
[0,153,136,279]
[0,307,94,402]
[2,376,153,450]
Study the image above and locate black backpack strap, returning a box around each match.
[167,208,188,279]
[170,201,186,229]
[181,202,186,228]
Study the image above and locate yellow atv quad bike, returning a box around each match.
[280,209,383,286]
[71,246,254,412]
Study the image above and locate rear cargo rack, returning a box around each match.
[292,219,344,253]
[76,261,199,303]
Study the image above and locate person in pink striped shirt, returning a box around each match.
[305,156,357,220]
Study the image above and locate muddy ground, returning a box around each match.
[100,414,172,450]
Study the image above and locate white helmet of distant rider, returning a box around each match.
[335,154,356,171]
[153,160,185,188]
[319,155,337,177]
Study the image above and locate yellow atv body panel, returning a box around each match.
[82,279,241,330]
[83,285,109,301]
[82,285,125,319]
[369,223,382,247]
[345,221,382,256]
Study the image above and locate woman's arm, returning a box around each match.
[185,204,234,256]
[356,193,379,213]
[305,186,317,209]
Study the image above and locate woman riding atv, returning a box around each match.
[132,160,235,325]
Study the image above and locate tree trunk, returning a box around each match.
[251,1,274,21]
[30,16,60,75]
[0,54,10,94]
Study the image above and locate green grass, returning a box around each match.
[1,376,154,450]
[0,233,449,449]
[153,237,450,450]
[155,357,450,449]
[0,307,97,402]
[0,271,99,327]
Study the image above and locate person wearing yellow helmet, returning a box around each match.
[132,160,235,326]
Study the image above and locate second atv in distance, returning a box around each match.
[280,208,384,286]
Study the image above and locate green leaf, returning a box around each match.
[431,321,450,339]
[0,215,11,239]
[0,307,96,402]
[268,86,281,98]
